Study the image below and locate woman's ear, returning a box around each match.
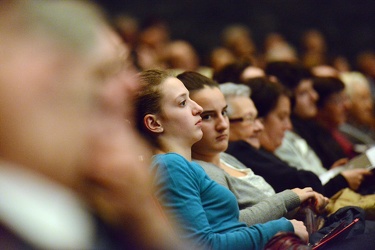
[144,114,164,133]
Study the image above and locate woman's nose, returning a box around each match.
[192,100,203,115]
[254,119,264,131]
[217,115,229,130]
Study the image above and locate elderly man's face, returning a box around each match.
[0,24,145,189]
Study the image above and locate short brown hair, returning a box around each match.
[177,71,219,92]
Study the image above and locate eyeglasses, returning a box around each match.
[229,114,257,124]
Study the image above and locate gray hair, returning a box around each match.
[219,82,251,98]
[340,71,370,99]
[219,82,251,116]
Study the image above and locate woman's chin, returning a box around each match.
[192,131,204,144]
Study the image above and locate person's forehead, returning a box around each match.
[229,96,255,114]
[194,87,225,107]
[91,26,128,65]
[275,96,291,111]
[161,77,187,99]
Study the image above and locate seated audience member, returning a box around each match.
[177,71,328,226]
[263,32,298,63]
[164,40,212,78]
[226,79,375,227]
[224,78,366,198]
[221,24,257,63]
[209,47,236,73]
[356,51,375,102]
[265,61,370,193]
[135,17,170,70]
[312,77,358,162]
[0,1,185,249]
[224,80,327,195]
[339,72,375,146]
[134,69,308,249]
[164,40,199,71]
[300,29,328,69]
[219,80,375,238]
[213,61,265,84]
[313,77,375,193]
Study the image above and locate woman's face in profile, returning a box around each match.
[157,77,203,145]
[294,80,318,119]
[260,95,292,152]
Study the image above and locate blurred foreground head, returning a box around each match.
[0,0,141,191]
[0,1,179,249]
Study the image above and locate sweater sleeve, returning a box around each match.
[239,190,300,226]
[196,161,301,226]
[196,159,301,226]
[152,154,294,250]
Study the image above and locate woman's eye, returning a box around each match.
[222,110,228,116]
[201,114,211,120]
[180,100,186,107]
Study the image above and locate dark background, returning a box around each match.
[94,0,375,67]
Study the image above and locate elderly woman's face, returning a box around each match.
[228,96,264,148]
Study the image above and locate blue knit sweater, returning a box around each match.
[152,153,293,250]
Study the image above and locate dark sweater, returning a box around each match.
[226,140,348,197]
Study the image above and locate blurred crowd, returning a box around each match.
[112,12,375,157]
[113,14,375,85]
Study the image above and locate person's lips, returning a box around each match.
[216,134,228,141]
[195,118,202,126]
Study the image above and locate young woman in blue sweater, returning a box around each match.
[134,69,308,250]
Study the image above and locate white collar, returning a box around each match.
[0,161,95,249]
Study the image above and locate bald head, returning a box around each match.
[0,0,126,189]
[0,0,105,57]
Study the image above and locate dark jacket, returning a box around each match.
[226,140,348,197]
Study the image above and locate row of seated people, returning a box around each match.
[219,61,375,195]
[3,1,374,249]
[135,68,375,249]
[114,13,375,84]
[113,13,375,116]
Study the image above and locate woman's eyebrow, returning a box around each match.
[201,110,216,115]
